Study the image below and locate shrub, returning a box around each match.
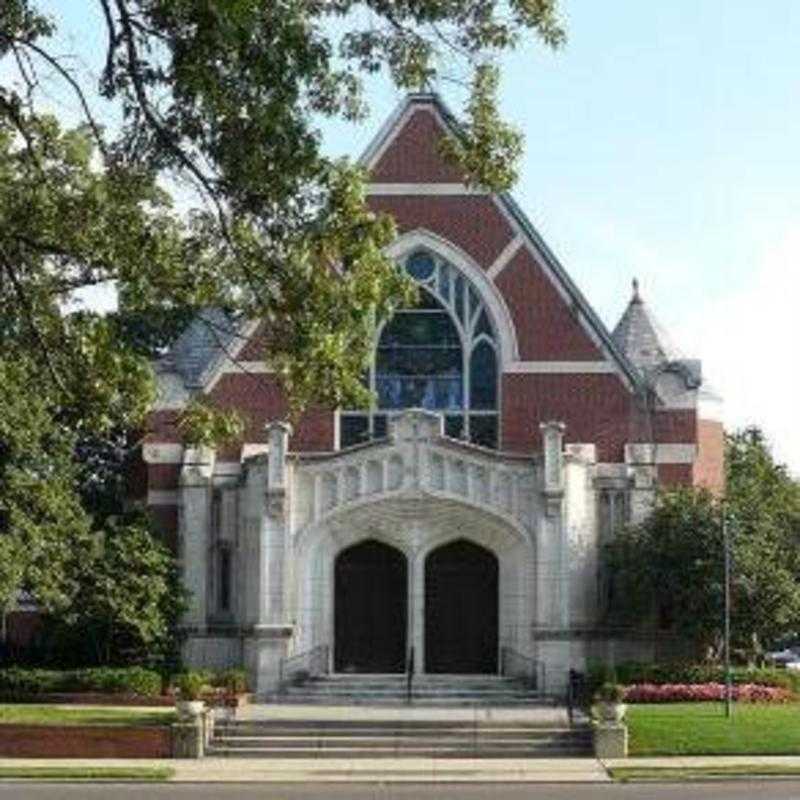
[216,668,248,694]
[0,666,162,697]
[595,682,625,703]
[175,671,206,701]
[624,682,793,703]
[589,661,800,694]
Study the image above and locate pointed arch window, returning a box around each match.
[340,249,499,449]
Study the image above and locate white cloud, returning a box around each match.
[678,230,800,476]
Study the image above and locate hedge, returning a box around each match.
[624,682,794,703]
[0,667,163,697]
[587,661,800,694]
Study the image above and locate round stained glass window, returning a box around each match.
[406,251,435,281]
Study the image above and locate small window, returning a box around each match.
[218,546,232,613]
[406,251,435,281]
[469,415,498,449]
[341,414,369,448]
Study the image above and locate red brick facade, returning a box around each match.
[141,95,721,526]
[495,248,602,361]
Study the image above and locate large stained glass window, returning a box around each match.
[340,249,499,449]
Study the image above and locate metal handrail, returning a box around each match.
[566,668,586,725]
[405,646,415,705]
[278,644,329,694]
[500,646,545,693]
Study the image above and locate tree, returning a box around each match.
[0,1,565,646]
[605,428,800,661]
[58,514,186,666]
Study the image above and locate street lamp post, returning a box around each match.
[723,506,733,718]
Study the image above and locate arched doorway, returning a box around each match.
[334,540,407,673]
[425,539,498,673]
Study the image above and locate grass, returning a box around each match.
[0,766,174,781]
[0,705,176,727]
[627,703,800,756]
[611,765,800,782]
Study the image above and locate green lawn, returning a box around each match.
[0,705,175,727]
[628,703,800,756]
[611,765,800,782]
[0,766,174,781]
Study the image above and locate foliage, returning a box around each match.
[587,660,800,694]
[604,429,800,658]
[214,669,248,695]
[175,671,206,701]
[0,0,566,662]
[0,666,162,696]
[624,683,793,704]
[595,682,625,703]
[439,65,524,191]
[178,401,245,449]
[58,514,187,667]
[0,358,92,614]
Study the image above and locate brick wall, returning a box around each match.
[694,418,725,494]
[371,108,464,183]
[0,725,172,758]
[368,195,514,268]
[495,248,602,360]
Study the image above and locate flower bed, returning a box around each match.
[624,682,794,703]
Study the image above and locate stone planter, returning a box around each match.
[175,700,205,720]
[597,701,627,723]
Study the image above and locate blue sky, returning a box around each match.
[15,1,800,473]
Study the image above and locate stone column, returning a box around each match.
[536,421,571,693]
[242,421,294,695]
[179,446,216,637]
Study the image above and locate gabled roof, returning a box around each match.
[360,92,646,392]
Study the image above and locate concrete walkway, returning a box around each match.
[0,756,609,783]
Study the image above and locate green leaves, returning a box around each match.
[606,429,800,660]
[439,64,525,191]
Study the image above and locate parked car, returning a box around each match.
[766,648,800,667]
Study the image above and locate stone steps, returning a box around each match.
[209,720,592,759]
[276,674,545,707]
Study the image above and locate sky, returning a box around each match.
[10,1,800,474]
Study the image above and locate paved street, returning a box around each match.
[6,782,800,799]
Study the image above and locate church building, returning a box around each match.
[141,94,724,695]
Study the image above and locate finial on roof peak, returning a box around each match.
[631,277,642,304]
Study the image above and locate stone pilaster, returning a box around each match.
[179,445,216,631]
[242,421,295,695]
[624,443,658,523]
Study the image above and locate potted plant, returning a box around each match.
[220,669,249,710]
[175,672,206,719]
[594,682,627,723]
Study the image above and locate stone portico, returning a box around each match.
[177,408,660,695]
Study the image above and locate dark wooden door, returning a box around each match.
[425,539,498,673]
[334,540,407,673]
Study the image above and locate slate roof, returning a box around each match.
[158,307,241,389]
[611,279,686,371]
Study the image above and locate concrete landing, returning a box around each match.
[238,703,570,727]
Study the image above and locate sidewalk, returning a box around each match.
[0,756,610,783]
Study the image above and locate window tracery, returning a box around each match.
[340,248,499,449]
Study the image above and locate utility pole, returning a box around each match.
[723,506,733,718]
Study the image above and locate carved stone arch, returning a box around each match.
[385,228,520,366]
